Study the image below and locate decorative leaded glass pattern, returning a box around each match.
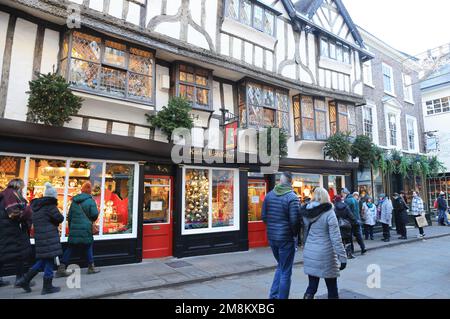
[227,0,239,20]
[240,0,252,26]
[65,31,154,103]
[314,99,327,140]
[226,0,275,36]
[177,63,212,110]
[301,96,315,140]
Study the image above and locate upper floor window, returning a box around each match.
[174,63,213,111]
[403,74,414,103]
[363,61,373,86]
[226,0,276,36]
[363,106,374,141]
[329,102,356,137]
[238,80,289,132]
[382,63,395,95]
[407,117,417,151]
[320,38,350,64]
[426,96,450,115]
[61,31,155,104]
[388,113,397,146]
[293,95,327,141]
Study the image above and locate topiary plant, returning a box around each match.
[324,132,352,162]
[27,72,83,126]
[146,97,194,142]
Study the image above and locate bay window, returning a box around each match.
[329,101,356,136]
[239,80,290,132]
[174,63,213,111]
[225,0,276,36]
[61,31,155,104]
[293,95,327,141]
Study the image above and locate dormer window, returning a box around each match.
[226,0,276,36]
[321,37,351,64]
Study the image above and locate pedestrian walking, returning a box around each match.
[393,193,409,240]
[262,172,300,299]
[362,197,377,241]
[17,183,64,294]
[0,179,33,288]
[302,187,347,299]
[56,182,100,277]
[378,194,393,242]
[437,191,449,226]
[411,191,426,238]
[341,189,367,255]
[333,195,357,259]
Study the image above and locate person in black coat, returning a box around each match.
[0,179,32,288]
[333,196,357,259]
[17,183,64,295]
[393,193,409,240]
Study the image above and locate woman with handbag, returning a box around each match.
[0,179,33,288]
[56,182,100,277]
[333,196,357,259]
[17,183,64,294]
[411,191,426,239]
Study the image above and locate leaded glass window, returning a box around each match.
[329,101,355,136]
[176,63,212,110]
[64,31,154,104]
[314,99,327,140]
[253,5,264,31]
[293,95,328,141]
[240,0,252,26]
[226,0,276,36]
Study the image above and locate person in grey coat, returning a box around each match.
[378,194,393,242]
[302,187,347,299]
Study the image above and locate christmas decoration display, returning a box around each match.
[184,169,209,229]
[212,171,234,227]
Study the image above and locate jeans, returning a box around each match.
[305,276,339,299]
[363,225,374,239]
[269,240,295,299]
[382,223,390,239]
[438,209,449,225]
[61,244,94,265]
[32,258,55,279]
[350,224,366,253]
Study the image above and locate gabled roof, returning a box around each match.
[292,0,364,47]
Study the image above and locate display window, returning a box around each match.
[248,180,267,222]
[182,167,240,235]
[277,173,322,203]
[0,153,139,241]
[0,155,26,192]
[328,175,345,202]
[143,177,171,224]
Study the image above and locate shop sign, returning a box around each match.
[150,201,163,211]
[225,122,238,151]
[40,167,91,177]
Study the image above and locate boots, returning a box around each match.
[41,277,60,295]
[345,245,356,259]
[87,263,100,274]
[0,277,10,288]
[16,269,39,293]
[303,293,314,299]
[14,275,35,288]
[55,264,71,278]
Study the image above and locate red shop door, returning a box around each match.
[248,179,268,248]
[142,176,173,258]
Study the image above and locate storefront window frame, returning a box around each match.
[248,178,267,223]
[142,176,172,225]
[181,166,240,235]
[0,152,140,243]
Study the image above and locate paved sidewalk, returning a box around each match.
[1,225,449,299]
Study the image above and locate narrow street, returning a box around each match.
[107,236,450,299]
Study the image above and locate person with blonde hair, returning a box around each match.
[301,187,347,299]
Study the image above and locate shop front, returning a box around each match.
[247,173,268,248]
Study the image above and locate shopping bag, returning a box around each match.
[415,215,429,228]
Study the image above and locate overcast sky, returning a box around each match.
[343,0,450,56]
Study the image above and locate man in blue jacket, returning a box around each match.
[342,188,367,255]
[262,172,300,299]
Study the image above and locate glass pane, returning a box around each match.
[290,174,321,201]
[329,102,337,122]
[338,104,347,114]
[263,86,275,108]
[301,96,314,118]
[0,156,26,193]
[71,32,101,62]
[248,83,262,106]
[196,74,208,87]
[314,98,326,111]
[128,73,152,100]
[197,88,209,106]
[69,59,99,90]
[185,169,209,230]
[343,47,350,64]
[129,48,153,76]
[248,181,266,222]
[143,177,170,224]
[239,85,247,126]
[179,65,195,83]
[263,108,275,126]
[253,5,264,30]
[264,11,274,35]
[321,38,328,57]
[66,161,103,236]
[104,40,126,67]
[315,111,327,140]
[336,44,343,62]
[99,67,126,97]
[277,92,289,112]
[27,159,67,237]
[338,115,348,133]
[329,42,336,59]
[248,105,262,126]
[294,118,301,139]
[179,84,195,102]
[103,163,134,235]
[302,118,315,140]
[240,0,251,25]
[227,0,239,20]
[212,170,235,227]
[293,96,300,118]
[278,111,290,132]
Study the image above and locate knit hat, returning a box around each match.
[44,182,58,199]
[341,188,350,195]
[334,195,343,203]
[81,182,92,194]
